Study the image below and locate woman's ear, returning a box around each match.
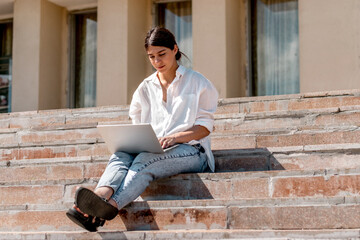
[173,44,179,54]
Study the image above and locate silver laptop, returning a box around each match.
[97,123,164,154]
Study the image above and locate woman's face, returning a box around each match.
[147,45,178,74]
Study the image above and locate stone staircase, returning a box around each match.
[0,89,360,239]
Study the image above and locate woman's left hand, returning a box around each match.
[158,135,177,149]
[158,125,210,149]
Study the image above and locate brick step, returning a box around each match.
[1,229,360,240]
[1,167,360,206]
[214,108,360,134]
[0,105,358,135]
[214,144,360,171]
[1,104,359,134]
[0,105,130,129]
[0,103,359,153]
[217,89,360,114]
[0,89,359,130]
[1,124,360,160]
[0,196,359,231]
[1,144,360,178]
[211,128,360,150]
[1,107,360,149]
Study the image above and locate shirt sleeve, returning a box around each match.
[129,87,142,124]
[194,78,219,133]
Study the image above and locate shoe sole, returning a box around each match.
[66,207,97,232]
[75,187,118,220]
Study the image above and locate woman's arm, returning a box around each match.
[158,125,210,149]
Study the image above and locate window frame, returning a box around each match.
[249,0,300,97]
[67,8,97,109]
[152,0,191,26]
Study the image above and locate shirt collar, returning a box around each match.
[147,65,186,86]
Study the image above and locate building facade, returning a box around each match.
[0,0,359,112]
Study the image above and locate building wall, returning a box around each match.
[38,0,65,110]
[12,0,65,112]
[126,0,150,104]
[96,0,149,106]
[225,0,244,98]
[193,0,227,98]
[96,0,129,106]
[12,0,41,112]
[7,0,360,112]
[299,0,360,92]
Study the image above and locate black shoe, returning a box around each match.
[75,187,119,220]
[66,207,105,232]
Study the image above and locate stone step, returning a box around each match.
[2,107,360,148]
[0,105,130,129]
[1,144,360,178]
[0,89,359,130]
[1,229,360,240]
[212,128,360,150]
[217,89,360,114]
[1,104,359,135]
[0,196,359,232]
[214,144,360,171]
[0,105,357,134]
[1,125,360,161]
[1,166,360,205]
[214,108,360,135]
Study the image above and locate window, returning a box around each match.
[69,11,97,108]
[251,0,299,96]
[0,21,12,113]
[155,0,192,68]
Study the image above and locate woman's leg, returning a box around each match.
[94,151,135,201]
[110,144,207,209]
[67,151,135,230]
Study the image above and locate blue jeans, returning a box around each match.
[96,143,208,209]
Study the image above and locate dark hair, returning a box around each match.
[144,27,182,61]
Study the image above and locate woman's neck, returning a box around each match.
[158,63,179,85]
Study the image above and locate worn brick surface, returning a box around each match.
[0,165,83,183]
[272,175,360,198]
[257,130,360,148]
[215,155,269,172]
[0,207,225,232]
[0,144,110,161]
[188,179,232,200]
[84,162,108,178]
[0,132,17,147]
[9,115,66,129]
[0,185,63,205]
[65,112,129,125]
[214,117,302,134]
[18,128,99,146]
[0,90,360,235]
[229,205,360,229]
[215,104,239,115]
[232,178,269,199]
[211,135,256,150]
[12,146,79,161]
[315,112,360,126]
[141,179,191,201]
[341,96,360,106]
[288,97,341,111]
[117,207,227,231]
[0,211,72,231]
[271,153,360,170]
[2,229,360,240]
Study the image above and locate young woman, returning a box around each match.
[66,27,219,232]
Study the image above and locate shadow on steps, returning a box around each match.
[214,148,285,172]
[104,148,286,231]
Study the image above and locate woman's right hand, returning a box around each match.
[158,135,177,149]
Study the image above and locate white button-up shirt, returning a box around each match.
[129,65,219,172]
